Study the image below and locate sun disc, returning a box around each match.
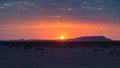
[60,36,65,40]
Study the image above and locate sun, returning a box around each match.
[60,36,65,40]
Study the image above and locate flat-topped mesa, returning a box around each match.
[70,36,112,41]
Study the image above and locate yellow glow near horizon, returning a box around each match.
[60,36,65,40]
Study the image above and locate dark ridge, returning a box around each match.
[69,36,112,41]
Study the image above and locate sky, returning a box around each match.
[0,0,120,40]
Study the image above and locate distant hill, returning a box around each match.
[69,36,112,41]
[0,36,112,42]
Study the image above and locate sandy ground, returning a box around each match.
[0,46,120,68]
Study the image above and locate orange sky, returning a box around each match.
[0,0,120,40]
[0,22,119,40]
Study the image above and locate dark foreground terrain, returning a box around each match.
[0,40,120,49]
[0,41,120,68]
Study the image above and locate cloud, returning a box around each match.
[0,1,35,10]
[49,15,62,18]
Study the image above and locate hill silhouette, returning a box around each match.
[69,36,112,41]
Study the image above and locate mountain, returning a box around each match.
[69,36,112,41]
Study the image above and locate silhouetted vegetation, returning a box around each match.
[0,41,120,48]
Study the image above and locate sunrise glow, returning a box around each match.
[0,0,120,40]
[60,36,65,40]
